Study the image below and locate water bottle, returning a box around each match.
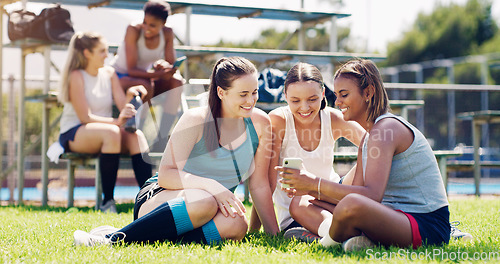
[124,92,142,133]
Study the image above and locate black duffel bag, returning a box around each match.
[7,9,37,41]
[7,4,74,43]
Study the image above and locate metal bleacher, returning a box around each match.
[1,0,385,206]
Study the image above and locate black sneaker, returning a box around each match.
[284,227,320,243]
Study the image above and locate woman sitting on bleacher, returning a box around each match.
[110,0,184,151]
[58,32,152,213]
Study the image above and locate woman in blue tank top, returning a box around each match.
[278,59,451,251]
[74,56,279,246]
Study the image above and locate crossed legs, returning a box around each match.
[139,188,248,241]
[329,193,413,247]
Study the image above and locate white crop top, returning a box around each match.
[111,28,165,74]
[273,106,340,230]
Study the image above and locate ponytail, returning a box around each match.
[58,32,102,103]
[204,57,257,153]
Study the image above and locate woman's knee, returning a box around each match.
[183,189,218,220]
[100,125,121,149]
[121,129,148,154]
[171,76,184,89]
[215,214,248,241]
[333,193,368,222]
[289,196,302,219]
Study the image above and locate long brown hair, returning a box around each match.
[284,62,327,110]
[204,56,257,152]
[334,59,390,123]
[58,32,103,103]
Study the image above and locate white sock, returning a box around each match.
[317,217,332,238]
[320,233,340,247]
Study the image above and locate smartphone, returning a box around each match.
[281,158,303,189]
[173,56,187,68]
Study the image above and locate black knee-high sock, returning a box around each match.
[131,153,152,187]
[110,197,194,244]
[99,153,120,204]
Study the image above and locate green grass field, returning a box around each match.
[0,198,498,263]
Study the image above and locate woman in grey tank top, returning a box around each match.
[279,59,451,251]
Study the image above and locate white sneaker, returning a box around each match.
[89,225,120,237]
[74,230,125,247]
[74,230,112,246]
[342,236,376,252]
[100,199,117,214]
[450,221,473,241]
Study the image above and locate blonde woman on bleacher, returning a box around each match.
[58,32,152,213]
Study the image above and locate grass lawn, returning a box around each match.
[0,197,498,263]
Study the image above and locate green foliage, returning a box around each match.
[382,0,500,149]
[215,26,350,52]
[0,199,498,263]
[386,0,497,66]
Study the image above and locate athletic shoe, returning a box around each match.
[74,230,125,247]
[450,221,473,241]
[342,235,376,251]
[100,199,117,214]
[89,225,120,237]
[283,227,320,243]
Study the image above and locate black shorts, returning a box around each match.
[133,176,164,220]
[410,206,451,246]
[282,220,303,233]
[59,124,82,152]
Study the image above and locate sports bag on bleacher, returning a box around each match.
[7,9,37,41]
[7,4,74,43]
[29,3,74,43]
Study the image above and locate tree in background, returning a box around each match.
[382,0,499,149]
[385,0,497,67]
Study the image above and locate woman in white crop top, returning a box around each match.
[58,32,151,213]
[110,1,184,152]
[249,63,364,237]
[111,0,183,102]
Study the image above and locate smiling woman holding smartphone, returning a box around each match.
[249,62,365,241]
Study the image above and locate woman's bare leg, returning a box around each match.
[330,193,413,247]
[289,195,334,235]
[68,123,121,154]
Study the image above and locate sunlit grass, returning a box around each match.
[0,198,498,263]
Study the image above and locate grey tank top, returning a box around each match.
[362,113,448,213]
